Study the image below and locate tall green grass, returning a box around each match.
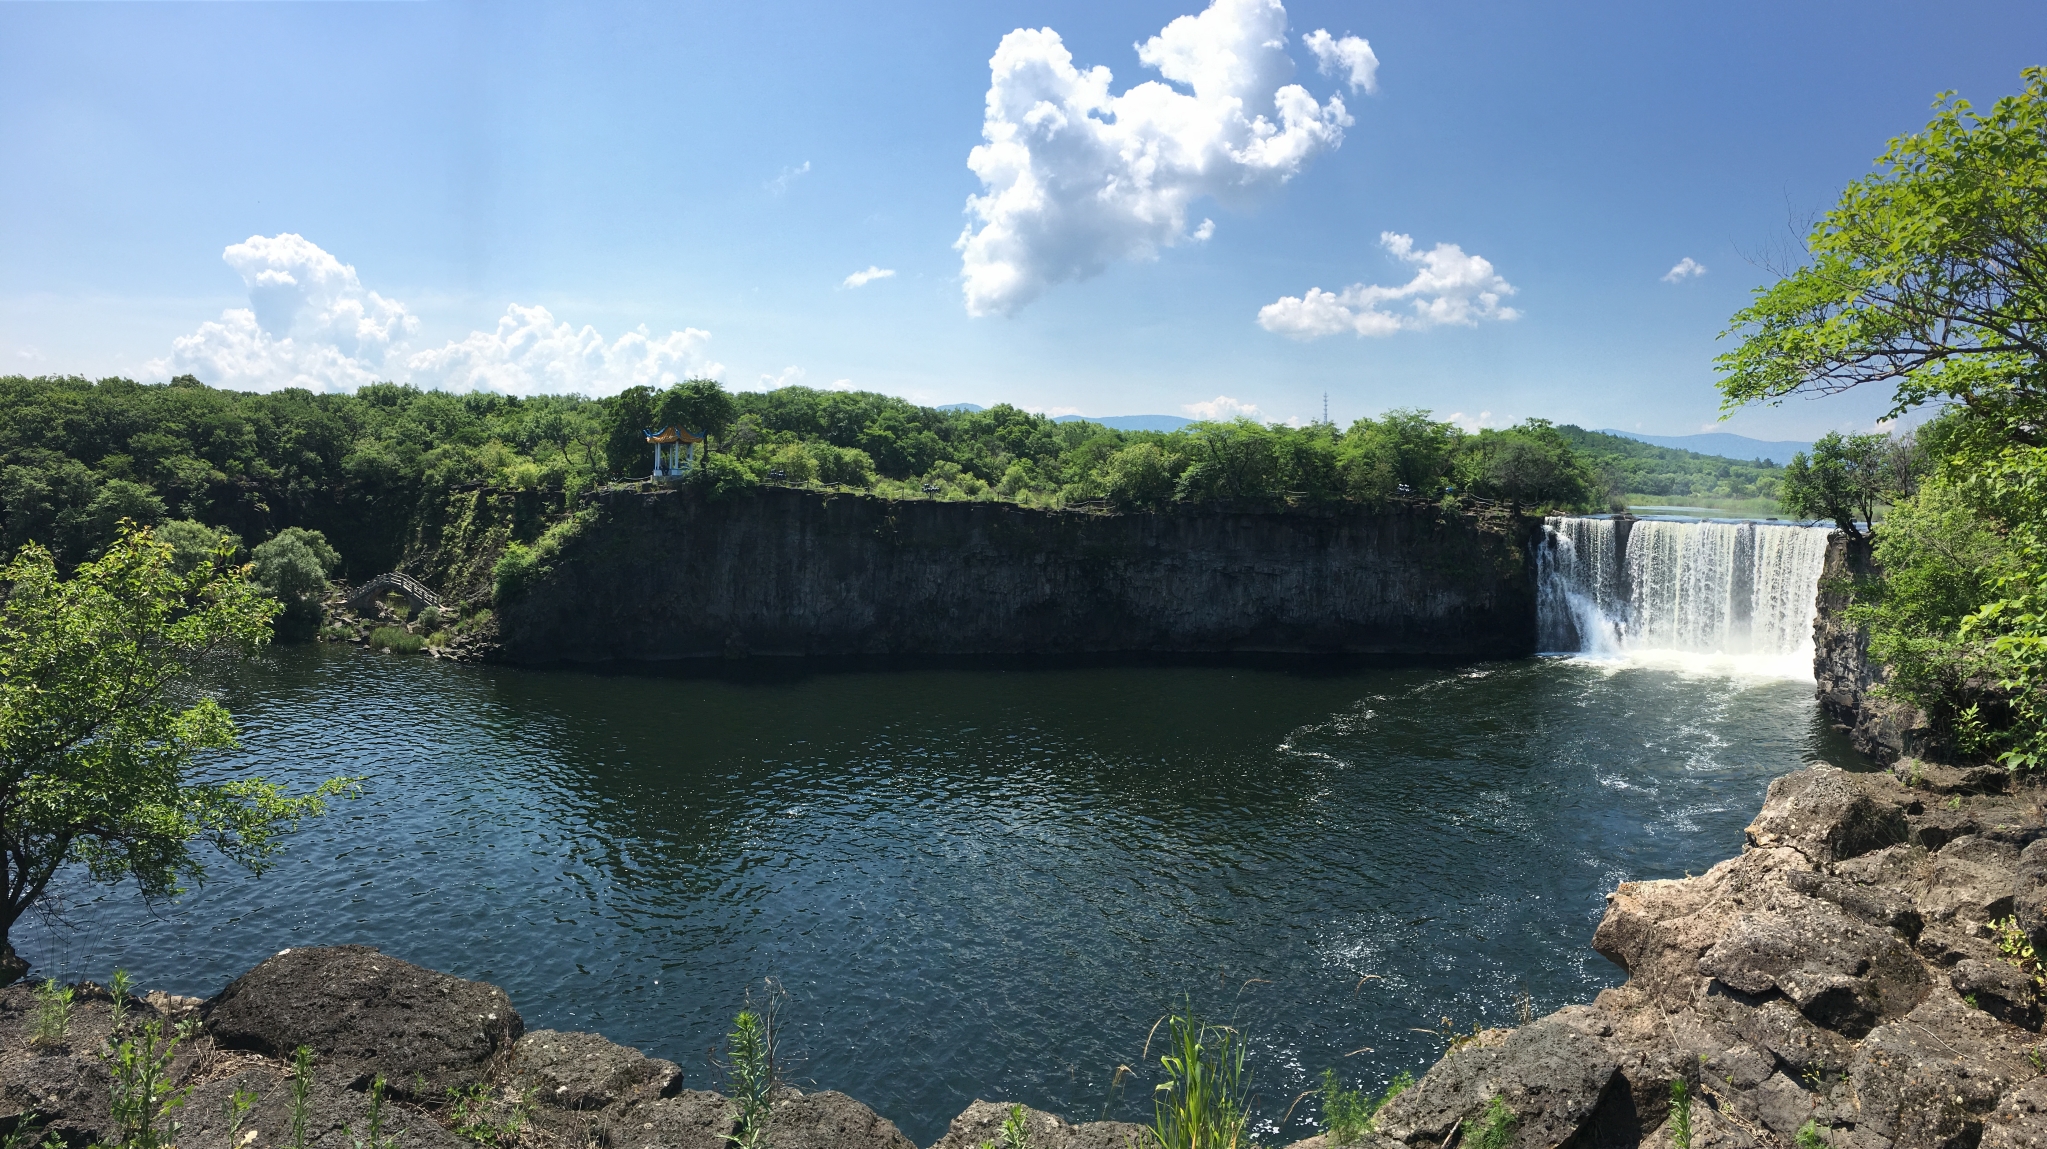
[1148,1002,1250,1149]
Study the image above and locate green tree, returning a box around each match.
[1103,442,1180,510]
[655,380,738,443]
[0,523,350,981]
[250,526,342,641]
[1716,68,2047,769]
[1778,431,1893,540]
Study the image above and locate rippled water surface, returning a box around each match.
[23,647,1863,1144]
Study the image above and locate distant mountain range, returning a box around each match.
[1052,414,1194,432]
[1596,429,1812,465]
[938,404,1194,432]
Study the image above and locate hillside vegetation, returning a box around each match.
[0,375,1612,605]
[1554,426,1786,505]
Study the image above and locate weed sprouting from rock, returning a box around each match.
[1795,1121,1829,1149]
[105,1019,192,1149]
[1669,1079,1693,1149]
[447,1082,535,1147]
[722,1003,779,1149]
[345,1076,397,1149]
[976,1103,1032,1149]
[107,969,132,1030]
[27,980,71,1048]
[1470,1095,1516,1149]
[225,1085,259,1142]
[290,1045,315,1149]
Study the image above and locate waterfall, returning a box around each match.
[1538,516,1831,670]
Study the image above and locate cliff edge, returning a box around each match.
[497,487,1541,664]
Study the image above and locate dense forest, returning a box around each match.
[0,373,1616,588]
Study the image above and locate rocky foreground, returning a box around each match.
[3,763,2044,1149]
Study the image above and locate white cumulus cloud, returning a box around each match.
[406,306,714,397]
[150,234,721,395]
[1303,29,1378,93]
[1662,256,1706,283]
[1257,232,1519,339]
[1185,395,1261,420]
[842,266,896,289]
[956,0,1357,317]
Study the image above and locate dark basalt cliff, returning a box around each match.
[497,487,1541,664]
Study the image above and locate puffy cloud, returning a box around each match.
[152,233,418,391]
[1185,395,1260,420]
[151,234,720,395]
[957,0,1356,317]
[1662,256,1706,283]
[842,266,896,289]
[406,306,715,397]
[757,365,807,389]
[1303,30,1378,93]
[1257,232,1519,339]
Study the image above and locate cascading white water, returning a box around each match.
[1538,516,1831,673]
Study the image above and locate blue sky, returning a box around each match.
[1,1,2039,438]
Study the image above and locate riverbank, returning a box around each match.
[6,761,2036,1149]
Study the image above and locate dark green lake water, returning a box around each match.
[21,646,1863,1144]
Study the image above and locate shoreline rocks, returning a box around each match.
[1,764,2041,1149]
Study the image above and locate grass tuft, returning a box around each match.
[1148,1000,1250,1149]
[367,626,424,654]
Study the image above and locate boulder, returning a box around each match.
[594,1089,733,1149]
[1696,899,1928,1038]
[203,945,522,1099]
[1745,768,1909,865]
[1985,1076,2047,1149]
[1372,1018,1622,1149]
[1916,836,2021,926]
[765,1088,917,1149]
[1894,760,2010,796]
[1847,993,2036,1149]
[928,1099,1148,1149]
[2018,840,2047,960]
[1950,959,2042,1030]
[513,1029,684,1110]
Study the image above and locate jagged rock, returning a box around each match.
[1894,760,2010,796]
[1372,1017,1622,1149]
[513,1029,684,1110]
[1918,924,2003,968]
[1985,1076,2047,1149]
[0,1051,110,1146]
[179,1066,466,1148]
[1744,768,1909,864]
[766,1089,917,1149]
[928,1099,1147,1149]
[1696,898,1927,1037]
[1848,993,2039,1149]
[1918,836,2021,926]
[1785,868,1923,936]
[594,1088,733,1149]
[1951,960,2043,1030]
[2017,840,2047,959]
[203,945,522,1100]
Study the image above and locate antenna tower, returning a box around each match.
[1323,392,1329,425]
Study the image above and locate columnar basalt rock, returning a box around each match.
[497,487,1542,663]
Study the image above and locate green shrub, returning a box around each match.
[1319,1070,1373,1146]
[688,452,760,499]
[976,1103,1032,1149]
[367,627,423,654]
[1795,1121,1828,1149]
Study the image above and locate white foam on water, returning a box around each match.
[1538,517,1831,681]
